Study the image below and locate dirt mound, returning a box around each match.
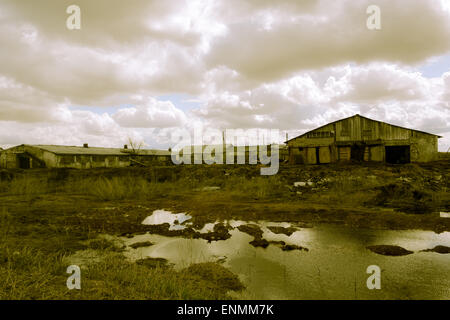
[249,238,270,248]
[184,262,245,292]
[136,257,169,269]
[267,226,298,236]
[367,245,413,256]
[129,241,154,249]
[281,244,309,252]
[237,224,263,238]
[421,245,450,254]
[370,183,434,214]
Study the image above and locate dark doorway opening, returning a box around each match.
[293,147,305,164]
[385,146,410,164]
[18,154,31,169]
[315,147,320,164]
[351,143,366,162]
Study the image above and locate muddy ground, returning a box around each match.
[1,161,449,238]
[0,161,449,299]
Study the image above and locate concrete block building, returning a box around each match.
[0,144,172,169]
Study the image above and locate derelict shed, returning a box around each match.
[286,114,441,165]
[0,144,172,169]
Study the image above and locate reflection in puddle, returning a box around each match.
[125,220,450,299]
[141,209,192,230]
[441,212,450,218]
[194,222,217,234]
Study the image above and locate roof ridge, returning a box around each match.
[285,113,442,143]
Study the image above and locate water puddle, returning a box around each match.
[440,212,450,218]
[194,222,217,234]
[122,217,450,299]
[142,209,192,231]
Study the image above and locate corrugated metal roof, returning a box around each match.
[26,145,171,156]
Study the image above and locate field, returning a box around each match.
[0,161,449,299]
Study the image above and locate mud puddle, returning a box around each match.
[118,214,450,299]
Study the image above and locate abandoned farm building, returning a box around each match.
[286,114,441,164]
[178,144,289,163]
[0,144,171,169]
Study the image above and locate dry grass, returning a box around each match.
[0,170,288,201]
[222,175,286,199]
[0,245,243,300]
[0,203,244,300]
[0,175,49,197]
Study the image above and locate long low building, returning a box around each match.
[0,144,172,169]
[286,114,441,164]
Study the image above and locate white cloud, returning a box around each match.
[112,98,188,128]
[0,0,449,151]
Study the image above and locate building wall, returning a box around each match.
[369,145,384,162]
[52,154,172,169]
[0,145,173,169]
[0,145,52,168]
[0,151,18,168]
[24,146,58,167]
[53,154,128,169]
[287,116,439,164]
[409,132,438,162]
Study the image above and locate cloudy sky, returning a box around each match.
[1,0,450,150]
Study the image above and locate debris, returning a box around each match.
[294,182,307,187]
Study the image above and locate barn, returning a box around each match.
[286,114,441,164]
[0,144,171,169]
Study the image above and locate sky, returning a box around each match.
[0,0,449,151]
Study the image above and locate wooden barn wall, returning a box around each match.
[335,116,411,142]
[287,116,439,163]
[410,132,438,162]
[0,151,18,168]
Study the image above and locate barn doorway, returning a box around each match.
[385,146,410,164]
[315,147,320,164]
[17,154,31,168]
[351,143,366,162]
